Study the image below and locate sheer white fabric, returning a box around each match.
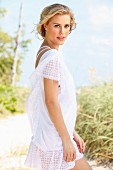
[43,55,60,82]
[25,142,76,170]
[24,49,83,170]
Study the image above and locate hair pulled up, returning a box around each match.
[37,3,76,38]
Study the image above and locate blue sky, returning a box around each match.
[1,0,113,87]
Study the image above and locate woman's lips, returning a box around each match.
[57,36,65,41]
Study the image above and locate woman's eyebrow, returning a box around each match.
[53,23,70,25]
[53,23,60,24]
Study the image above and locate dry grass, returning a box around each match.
[76,82,113,166]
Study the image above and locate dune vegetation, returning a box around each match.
[0,85,29,118]
[76,82,113,165]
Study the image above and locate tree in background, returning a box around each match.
[0,8,7,18]
[11,2,23,85]
[0,6,31,86]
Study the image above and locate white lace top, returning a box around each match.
[24,48,83,170]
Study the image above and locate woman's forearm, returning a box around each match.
[45,100,71,143]
[73,130,80,139]
[73,129,77,136]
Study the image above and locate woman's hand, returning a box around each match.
[73,131,85,153]
[63,138,76,162]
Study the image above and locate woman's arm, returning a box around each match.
[44,78,76,162]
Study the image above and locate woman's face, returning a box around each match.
[44,14,71,48]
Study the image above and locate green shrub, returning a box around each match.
[76,82,113,164]
[0,85,29,116]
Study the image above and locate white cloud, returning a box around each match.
[89,5,113,27]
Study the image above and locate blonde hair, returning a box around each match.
[37,3,76,38]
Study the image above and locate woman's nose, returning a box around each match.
[60,26,65,34]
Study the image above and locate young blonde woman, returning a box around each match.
[25,3,92,170]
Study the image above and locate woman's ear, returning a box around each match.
[44,23,47,30]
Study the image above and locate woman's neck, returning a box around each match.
[42,39,59,50]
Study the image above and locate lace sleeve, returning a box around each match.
[43,56,60,84]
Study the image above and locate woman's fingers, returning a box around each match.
[66,153,71,162]
[72,152,76,161]
[81,139,86,152]
[76,138,85,153]
[80,140,84,152]
[64,151,76,162]
[82,141,85,152]
[70,152,75,162]
[64,152,67,161]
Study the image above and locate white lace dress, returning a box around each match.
[24,49,83,170]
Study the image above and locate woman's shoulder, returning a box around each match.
[39,48,62,63]
[43,48,61,57]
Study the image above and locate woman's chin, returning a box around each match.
[57,41,65,45]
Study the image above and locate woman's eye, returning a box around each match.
[54,25,60,27]
[64,24,70,28]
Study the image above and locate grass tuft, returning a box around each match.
[76,82,113,165]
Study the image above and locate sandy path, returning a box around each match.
[0,114,31,157]
[0,114,112,170]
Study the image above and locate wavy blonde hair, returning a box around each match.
[37,3,76,38]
